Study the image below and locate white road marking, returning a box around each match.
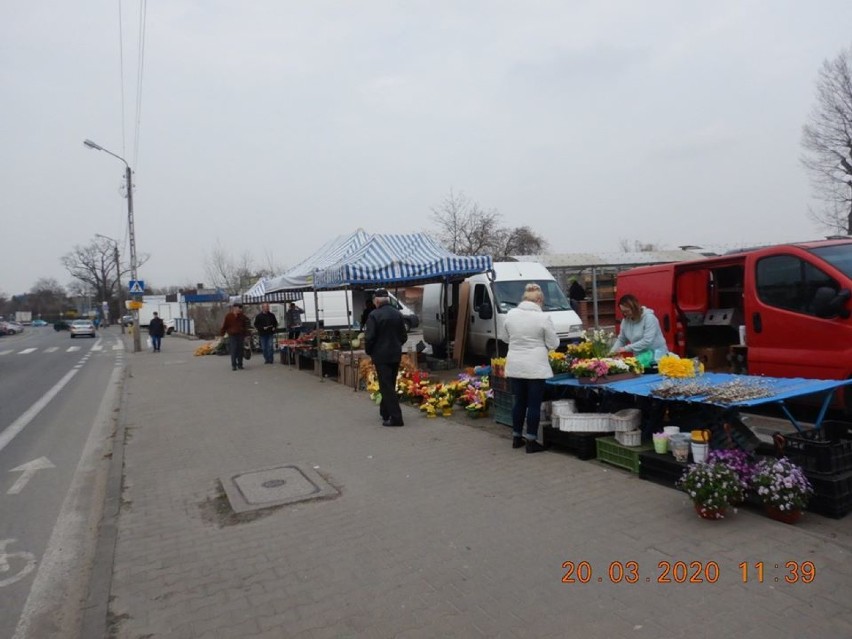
[44,347,59,353]
[0,369,79,454]
[0,539,37,588]
[13,365,122,638]
[17,348,37,355]
[112,344,124,350]
[0,350,13,356]
[7,457,56,495]
[91,344,103,351]
[66,346,80,352]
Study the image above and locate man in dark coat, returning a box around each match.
[148,312,165,352]
[365,289,408,427]
[568,278,586,315]
[221,304,249,371]
[253,303,279,364]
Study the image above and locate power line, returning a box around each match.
[118,0,126,158]
[133,0,148,169]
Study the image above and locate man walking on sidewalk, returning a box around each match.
[253,303,279,364]
[365,289,408,427]
[148,312,165,352]
[221,304,249,371]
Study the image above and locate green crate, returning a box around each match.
[494,404,513,426]
[492,389,513,411]
[595,437,653,474]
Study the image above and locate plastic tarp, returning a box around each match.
[313,233,492,289]
[266,229,371,292]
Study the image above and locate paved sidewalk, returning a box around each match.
[101,337,851,638]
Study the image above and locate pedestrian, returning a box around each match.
[609,294,667,368]
[360,297,376,330]
[148,312,165,352]
[286,302,305,339]
[221,304,249,371]
[568,277,586,315]
[504,283,560,453]
[365,288,408,427]
[253,303,279,364]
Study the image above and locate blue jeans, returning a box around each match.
[259,333,274,363]
[510,378,546,440]
[151,335,162,351]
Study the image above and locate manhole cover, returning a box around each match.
[220,464,337,513]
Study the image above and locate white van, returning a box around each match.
[278,290,419,330]
[422,262,584,359]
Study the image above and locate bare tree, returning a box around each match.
[430,190,547,257]
[618,239,660,252]
[204,241,264,294]
[28,278,68,319]
[801,42,852,235]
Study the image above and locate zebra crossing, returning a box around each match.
[0,343,125,356]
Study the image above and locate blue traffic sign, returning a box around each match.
[128,280,145,294]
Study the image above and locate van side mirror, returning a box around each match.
[812,287,851,319]
[478,301,493,320]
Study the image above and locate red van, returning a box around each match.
[616,239,852,406]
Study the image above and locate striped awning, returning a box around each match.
[266,229,370,292]
[241,277,303,304]
[313,233,492,289]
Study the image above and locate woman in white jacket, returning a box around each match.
[504,283,560,453]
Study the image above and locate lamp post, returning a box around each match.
[95,233,125,334]
[84,139,141,353]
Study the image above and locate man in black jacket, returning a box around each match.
[365,289,408,427]
[148,312,165,352]
[253,303,279,364]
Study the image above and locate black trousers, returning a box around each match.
[228,334,245,368]
[375,361,403,424]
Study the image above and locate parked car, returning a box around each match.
[70,319,96,338]
[1,321,24,334]
[121,314,134,327]
[31,319,48,327]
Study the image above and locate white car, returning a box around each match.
[70,319,96,338]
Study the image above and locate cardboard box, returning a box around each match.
[692,346,730,372]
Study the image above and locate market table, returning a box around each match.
[546,372,852,432]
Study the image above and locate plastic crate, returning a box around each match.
[543,427,610,460]
[492,389,513,412]
[490,375,511,393]
[638,451,688,488]
[596,437,653,473]
[555,408,641,433]
[806,470,852,519]
[615,429,642,447]
[494,404,512,427]
[780,421,852,476]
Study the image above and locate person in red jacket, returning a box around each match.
[221,304,250,371]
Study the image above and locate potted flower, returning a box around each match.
[569,356,643,383]
[706,449,755,499]
[751,457,813,524]
[677,461,745,520]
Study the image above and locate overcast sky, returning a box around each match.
[2,1,851,296]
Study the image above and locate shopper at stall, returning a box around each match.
[221,304,249,371]
[253,303,279,364]
[568,278,586,314]
[609,294,667,367]
[360,297,376,330]
[505,283,560,453]
[286,302,305,339]
[365,289,408,427]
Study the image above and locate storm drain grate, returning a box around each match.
[220,463,338,513]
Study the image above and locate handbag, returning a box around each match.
[243,345,252,360]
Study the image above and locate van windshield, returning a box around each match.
[810,244,852,279]
[492,280,572,313]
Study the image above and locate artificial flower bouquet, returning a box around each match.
[569,356,643,381]
[548,350,570,374]
[658,354,704,378]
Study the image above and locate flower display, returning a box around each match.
[677,461,745,519]
[658,355,703,378]
[706,449,755,493]
[565,329,616,361]
[569,357,643,381]
[751,457,813,512]
[548,350,570,374]
[490,357,506,378]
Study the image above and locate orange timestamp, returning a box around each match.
[561,560,816,584]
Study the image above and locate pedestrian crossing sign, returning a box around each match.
[129,280,145,294]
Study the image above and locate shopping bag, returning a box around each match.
[243,345,252,360]
[147,336,153,351]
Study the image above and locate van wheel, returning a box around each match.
[167,327,174,335]
[432,343,447,359]
[403,318,412,332]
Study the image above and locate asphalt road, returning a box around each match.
[0,326,125,638]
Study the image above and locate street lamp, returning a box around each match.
[84,139,141,353]
[95,233,125,334]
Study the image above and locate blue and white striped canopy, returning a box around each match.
[266,228,370,292]
[241,277,303,303]
[313,233,492,289]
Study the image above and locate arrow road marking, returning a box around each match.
[7,457,55,495]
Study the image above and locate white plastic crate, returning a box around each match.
[551,400,577,418]
[615,429,642,447]
[611,408,642,432]
[555,412,614,433]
